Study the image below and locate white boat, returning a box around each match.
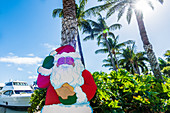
[0,83,5,90]
[0,81,33,108]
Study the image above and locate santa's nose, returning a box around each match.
[56,57,75,67]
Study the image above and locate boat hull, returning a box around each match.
[0,94,31,107]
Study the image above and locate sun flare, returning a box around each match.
[135,0,153,13]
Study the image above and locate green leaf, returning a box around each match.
[126,7,133,24]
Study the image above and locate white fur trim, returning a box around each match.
[37,66,52,76]
[49,50,57,56]
[41,103,93,113]
[74,86,87,103]
[54,52,81,61]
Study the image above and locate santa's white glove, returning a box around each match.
[74,86,87,103]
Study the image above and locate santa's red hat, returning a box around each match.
[50,45,75,56]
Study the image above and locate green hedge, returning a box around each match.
[90,69,170,113]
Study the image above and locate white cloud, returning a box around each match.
[43,43,58,50]
[37,63,42,67]
[27,71,32,74]
[17,67,23,71]
[8,52,14,56]
[7,64,12,67]
[27,53,34,56]
[28,75,37,79]
[0,56,43,65]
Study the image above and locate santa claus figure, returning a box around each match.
[37,45,97,113]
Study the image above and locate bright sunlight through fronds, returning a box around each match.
[135,0,153,13]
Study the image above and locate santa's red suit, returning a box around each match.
[37,45,97,113]
[37,69,96,105]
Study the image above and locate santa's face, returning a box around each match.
[50,52,84,89]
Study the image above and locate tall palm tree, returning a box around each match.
[93,0,164,80]
[82,13,122,71]
[119,43,149,75]
[53,0,88,67]
[95,35,134,69]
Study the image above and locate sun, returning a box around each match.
[135,0,153,13]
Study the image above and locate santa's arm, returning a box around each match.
[79,70,97,101]
[74,69,97,103]
[37,55,54,88]
[37,66,52,88]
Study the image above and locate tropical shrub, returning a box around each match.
[91,69,170,113]
[28,69,170,113]
[28,88,47,113]
[159,50,170,77]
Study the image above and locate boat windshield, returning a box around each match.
[14,90,33,94]
[13,82,28,86]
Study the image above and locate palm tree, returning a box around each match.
[82,13,122,71]
[53,0,88,67]
[95,35,134,69]
[92,0,164,80]
[119,42,149,75]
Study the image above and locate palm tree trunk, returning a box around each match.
[130,61,137,74]
[61,0,78,49]
[135,10,163,80]
[103,34,117,71]
[113,53,120,69]
[135,62,140,75]
[62,0,86,67]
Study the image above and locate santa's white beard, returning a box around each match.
[50,60,84,89]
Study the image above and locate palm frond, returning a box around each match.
[52,8,63,18]
[108,32,116,39]
[117,5,126,21]
[79,0,86,11]
[106,1,126,19]
[79,0,88,4]
[95,48,108,54]
[85,3,111,17]
[82,25,92,34]
[97,34,103,45]
[126,7,133,24]
[158,0,164,4]
[83,35,93,41]
[78,19,89,30]
[147,0,154,10]
[122,40,135,45]
[109,24,122,31]
[87,19,101,28]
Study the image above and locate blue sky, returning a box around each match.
[0,0,170,85]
